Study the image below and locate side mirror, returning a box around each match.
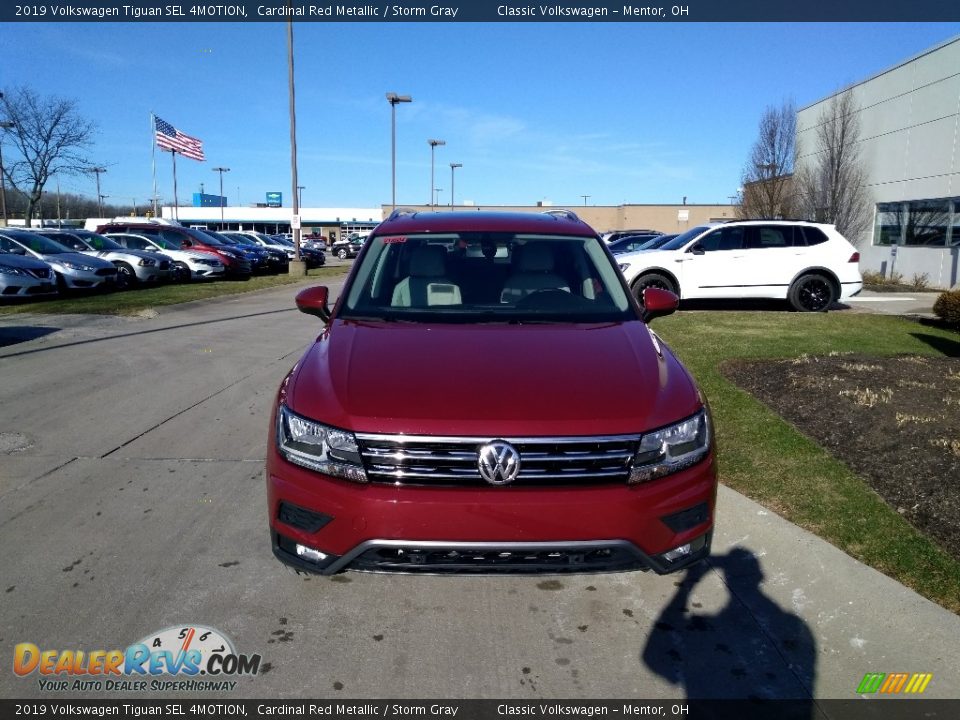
[296,285,331,322]
[689,243,705,256]
[642,287,679,323]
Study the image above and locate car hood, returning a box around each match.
[287,320,701,437]
[0,253,51,271]
[39,251,114,269]
[83,249,163,263]
[179,249,222,261]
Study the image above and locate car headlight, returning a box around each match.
[277,404,368,483]
[628,409,711,484]
[0,265,26,276]
[138,258,156,267]
[219,250,238,259]
[59,260,97,272]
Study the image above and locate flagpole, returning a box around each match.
[171,149,179,222]
[150,113,158,218]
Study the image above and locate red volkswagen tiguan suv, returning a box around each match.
[267,210,717,575]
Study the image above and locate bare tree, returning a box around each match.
[738,100,796,220]
[795,91,872,241]
[0,87,98,227]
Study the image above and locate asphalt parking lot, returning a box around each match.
[1,282,958,705]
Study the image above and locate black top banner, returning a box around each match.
[3,0,960,23]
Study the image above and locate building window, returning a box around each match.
[874,197,957,247]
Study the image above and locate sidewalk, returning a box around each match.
[842,289,943,318]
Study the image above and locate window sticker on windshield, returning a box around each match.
[382,236,407,244]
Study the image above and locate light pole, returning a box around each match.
[449,163,462,209]
[212,167,230,226]
[427,139,445,207]
[433,187,443,206]
[386,92,412,210]
[91,167,107,217]
[287,18,303,265]
[297,185,305,207]
[581,195,590,206]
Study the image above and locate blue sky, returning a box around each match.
[1,21,958,209]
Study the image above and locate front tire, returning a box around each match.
[115,262,136,291]
[173,262,191,283]
[631,273,676,306]
[337,248,348,260]
[788,273,836,312]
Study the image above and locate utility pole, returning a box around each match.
[91,167,107,217]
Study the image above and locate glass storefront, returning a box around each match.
[874,197,957,247]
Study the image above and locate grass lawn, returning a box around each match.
[653,309,960,613]
[0,266,349,317]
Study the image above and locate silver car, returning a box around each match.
[0,250,58,299]
[31,229,173,288]
[106,232,225,282]
[0,229,117,291]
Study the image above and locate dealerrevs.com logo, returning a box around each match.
[14,625,262,692]
[857,672,933,695]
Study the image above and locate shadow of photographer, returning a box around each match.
[642,548,819,715]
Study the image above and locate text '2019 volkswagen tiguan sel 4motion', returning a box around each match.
[267,211,717,575]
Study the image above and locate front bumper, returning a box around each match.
[266,449,717,575]
[58,268,117,289]
[0,277,58,297]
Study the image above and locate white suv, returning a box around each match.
[616,220,863,312]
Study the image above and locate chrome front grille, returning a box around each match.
[355,433,640,487]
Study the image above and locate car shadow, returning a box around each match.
[910,332,960,358]
[642,548,820,715]
[0,325,60,348]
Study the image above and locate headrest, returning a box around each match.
[410,245,447,278]
[518,244,554,273]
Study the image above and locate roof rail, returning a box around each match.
[541,209,583,223]
[387,208,417,221]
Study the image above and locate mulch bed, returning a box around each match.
[722,353,960,561]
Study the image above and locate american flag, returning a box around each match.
[154,116,205,161]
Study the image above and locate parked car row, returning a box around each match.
[0,219,317,302]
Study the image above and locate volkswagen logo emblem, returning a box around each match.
[477,441,521,486]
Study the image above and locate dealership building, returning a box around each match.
[160,201,737,242]
[797,35,960,289]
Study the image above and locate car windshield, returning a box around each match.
[227,234,258,246]
[340,232,634,324]
[206,232,243,247]
[143,236,173,250]
[638,235,673,250]
[183,227,224,245]
[658,226,711,251]
[80,233,123,251]
[0,231,72,254]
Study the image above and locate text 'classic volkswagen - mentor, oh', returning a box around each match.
[267,210,717,575]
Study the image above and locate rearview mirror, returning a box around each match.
[296,285,331,322]
[642,287,679,323]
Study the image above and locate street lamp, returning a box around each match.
[287,18,302,264]
[433,187,443,206]
[581,195,590,206]
[212,167,230,226]
[297,185,305,207]
[449,163,462,209]
[386,92,412,210]
[91,167,107,217]
[427,139,445,207]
